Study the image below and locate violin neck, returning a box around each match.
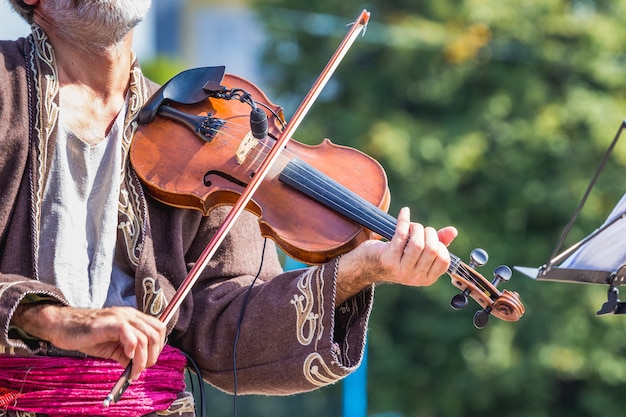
[279,158,461,274]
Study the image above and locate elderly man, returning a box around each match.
[0,1,457,416]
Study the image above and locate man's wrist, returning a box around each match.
[335,253,378,306]
[11,300,60,342]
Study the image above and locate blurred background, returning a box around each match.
[4,0,626,416]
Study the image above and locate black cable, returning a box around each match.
[180,350,206,417]
[205,85,285,415]
[232,238,268,417]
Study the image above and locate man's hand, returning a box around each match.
[12,304,166,380]
[336,207,458,305]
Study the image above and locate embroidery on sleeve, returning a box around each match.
[302,352,341,387]
[290,266,325,349]
[142,277,166,317]
[291,265,344,386]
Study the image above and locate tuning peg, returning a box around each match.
[450,290,470,310]
[450,248,489,310]
[450,249,488,311]
[469,248,488,268]
[491,265,512,287]
[472,266,511,329]
[473,307,492,329]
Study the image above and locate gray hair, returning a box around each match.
[6,0,35,23]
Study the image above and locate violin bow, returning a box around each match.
[103,9,371,406]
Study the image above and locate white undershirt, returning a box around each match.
[38,104,133,308]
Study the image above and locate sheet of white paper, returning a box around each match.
[560,193,626,271]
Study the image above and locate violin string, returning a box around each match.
[192,118,496,300]
[188,117,293,171]
[449,256,494,297]
[287,167,398,238]
[276,158,497,297]
[277,161,501,300]
[457,264,493,297]
[276,156,396,234]
[195,118,384,217]
[210,121,490,288]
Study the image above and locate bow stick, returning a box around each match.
[103,9,371,407]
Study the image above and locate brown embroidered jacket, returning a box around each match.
[0,26,373,415]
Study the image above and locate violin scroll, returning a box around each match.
[449,248,524,329]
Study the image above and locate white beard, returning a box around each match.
[41,0,152,52]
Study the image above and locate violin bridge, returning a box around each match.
[235,132,259,164]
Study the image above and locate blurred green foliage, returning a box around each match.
[140,55,187,85]
[246,0,626,416]
[142,1,626,415]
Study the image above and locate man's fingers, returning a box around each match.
[117,312,166,379]
[437,226,458,247]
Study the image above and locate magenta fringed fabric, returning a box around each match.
[0,345,187,417]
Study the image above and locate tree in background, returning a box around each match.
[249,0,626,416]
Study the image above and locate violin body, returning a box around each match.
[130,74,390,264]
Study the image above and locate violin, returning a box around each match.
[129,66,524,329]
[107,13,523,409]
